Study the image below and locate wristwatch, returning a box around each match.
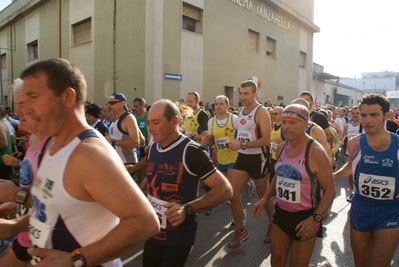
[312,213,322,222]
[71,249,86,267]
[184,203,194,215]
[190,133,195,139]
[241,142,247,150]
[111,139,116,147]
[14,188,29,204]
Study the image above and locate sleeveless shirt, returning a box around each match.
[210,113,238,164]
[236,104,262,155]
[274,139,321,212]
[30,129,121,267]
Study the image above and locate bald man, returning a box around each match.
[253,104,335,267]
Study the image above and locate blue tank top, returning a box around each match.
[353,132,399,204]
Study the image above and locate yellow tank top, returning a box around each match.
[270,122,283,160]
[212,113,238,165]
[184,111,200,135]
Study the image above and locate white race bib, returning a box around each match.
[276,175,301,203]
[148,195,168,229]
[270,142,278,153]
[358,173,395,200]
[215,137,230,150]
[29,217,53,265]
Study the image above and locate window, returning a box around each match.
[266,37,276,57]
[248,29,259,53]
[1,54,6,69]
[300,51,307,68]
[182,3,203,34]
[72,18,91,46]
[27,41,38,61]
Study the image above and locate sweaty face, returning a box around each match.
[85,114,97,125]
[14,91,29,131]
[214,97,228,116]
[147,104,177,147]
[132,101,140,113]
[186,94,198,110]
[360,104,385,135]
[22,72,65,137]
[239,86,256,106]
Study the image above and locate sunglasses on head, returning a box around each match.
[108,101,122,105]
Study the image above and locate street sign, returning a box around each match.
[165,73,182,81]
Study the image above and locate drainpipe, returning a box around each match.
[59,0,61,57]
[112,0,117,93]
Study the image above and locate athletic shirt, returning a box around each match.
[352,133,399,204]
[135,113,149,147]
[146,135,216,246]
[183,109,209,141]
[16,137,48,248]
[274,139,321,212]
[270,122,284,160]
[236,104,262,155]
[345,123,360,154]
[109,112,137,164]
[209,113,238,165]
[29,129,121,267]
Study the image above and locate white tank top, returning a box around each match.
[29,129,121,267]
[236,104,262,155]
[345,123,360,155]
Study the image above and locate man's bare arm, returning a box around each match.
[113,114,141,149]
[35,138,160,266]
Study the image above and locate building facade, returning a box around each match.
[0,0,319,107]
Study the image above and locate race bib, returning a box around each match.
[29,217,52,265]
[148,195,168,229]
[270,142,278,153]
[358,173,395,200]
[215,137,230,150]
[276,175,301,203]
[237,131,251,143]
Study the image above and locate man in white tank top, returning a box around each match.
[227,80,274,248]
[0,58,160,267]
[340,106,360,202]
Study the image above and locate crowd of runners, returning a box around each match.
[0,58,397,267]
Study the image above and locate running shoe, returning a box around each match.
[245,179,256,197]
[205,209,214,216]
[228,228,249,249]
[263,224,271,243]
[230,209,246,227]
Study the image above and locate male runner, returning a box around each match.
[334,94,399,267]
[253,104,335,266]
[227,80,273,248]
[3,58,159,266]
[143,99,232,267]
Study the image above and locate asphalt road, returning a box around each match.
[122,163,399,267]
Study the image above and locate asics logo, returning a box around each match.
[278,179,295,188]
[364,176,389,185]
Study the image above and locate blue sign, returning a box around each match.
[165,73,182,81]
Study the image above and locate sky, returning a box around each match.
[1,0,398,79]
[0,0,11,12]
[314,0,399,79]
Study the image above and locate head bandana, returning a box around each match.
[282,110,307,122]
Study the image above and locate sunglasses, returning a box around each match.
[270,113,281,115]
[108,101,122,105]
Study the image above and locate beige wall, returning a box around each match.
[0,0,319,108]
